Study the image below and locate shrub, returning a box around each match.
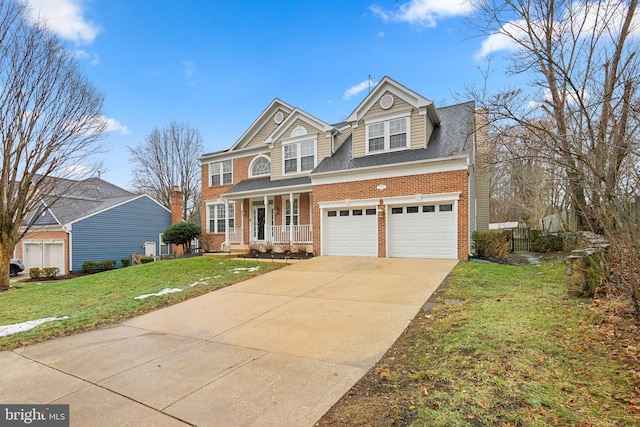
[248,243,263,256]
[140,256,155,264]
[29,267,42,279]
[472,230,511,259]
[531,233,565,253]
[99,259,117,271]
[42,267,59,278]
[82,261,97,273]
[121,258,130,267]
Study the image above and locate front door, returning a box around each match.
[254,207,265,241]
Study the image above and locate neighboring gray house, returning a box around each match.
[17,177,172,274]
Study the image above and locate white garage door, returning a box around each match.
[323,207,378,257]
[23,241,65,274]
[389,203,457,259]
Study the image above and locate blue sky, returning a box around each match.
[21,0,505,189]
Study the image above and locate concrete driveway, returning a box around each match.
[1,257,457,426]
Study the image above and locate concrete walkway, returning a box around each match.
[1,257,457,426]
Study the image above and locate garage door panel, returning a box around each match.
[389,203,457,259]
[324,208,377,257]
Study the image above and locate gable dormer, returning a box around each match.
[346,76,440,159]
[231,98,295,150]
[265,108,335,180]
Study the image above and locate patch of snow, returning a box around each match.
[0,316,70,337]
[189,277,211,288]
[232,267,261,273]
[135,288,183,300]
[214,275,222,279]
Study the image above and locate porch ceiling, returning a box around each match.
[223,176,312,199]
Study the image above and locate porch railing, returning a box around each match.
[266,225,312,243]
[228,228,243,244]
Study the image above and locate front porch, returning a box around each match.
[226,224,312,245]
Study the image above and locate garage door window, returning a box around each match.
[340,210,350,216]
[352,209,363,216]
[328,211,337,217]
[407,206,419,213]
[423,205,435,213]
[440,204,453,212]
[391,207,403,214]
[366,208,377,215]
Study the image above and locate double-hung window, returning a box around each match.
[365,113,410,154]
[210,160,232,186]
[284,198,299,226]
[208,203,235,233]
[283,139,315,175]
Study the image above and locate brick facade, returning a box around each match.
[312,169,469,260]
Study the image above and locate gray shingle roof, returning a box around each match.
[312,101,476,174]
[31,177,137,225]
[224,176,312,195]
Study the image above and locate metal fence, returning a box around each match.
[511,227,531,252]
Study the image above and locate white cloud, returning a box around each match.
[343,79,376,100]
[475,0,640,59]
[74,49,100,66]
[63,164,91,177]
[371,0,475,27]
[183,60,196,78]
[19,0,100,44]
[104,117,131,135]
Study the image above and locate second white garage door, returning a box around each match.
[388,203,457,259]
[323,207,378,257]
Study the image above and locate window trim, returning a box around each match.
[249,154,271,178]
[364,110,411,155]
[209,160,233,186]
[282,196,300,226]
[281,134,317,176]
[206,202,236,234]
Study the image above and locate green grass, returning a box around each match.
[409,261,640,426]
[0,257,282,350]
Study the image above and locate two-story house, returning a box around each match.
[200,77,489,260]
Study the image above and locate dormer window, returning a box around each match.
[249,155,271,177]
[282,134,317,175]
[365,111,411,154]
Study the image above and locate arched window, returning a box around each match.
[250,155,271,177]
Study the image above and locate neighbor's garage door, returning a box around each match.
[388,203,457,259]
[323,207,378,257]
[24,241,65,273]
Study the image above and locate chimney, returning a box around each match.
[170,186,183,225]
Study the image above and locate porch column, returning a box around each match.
[224,199,230,245]
[264,195,269,242]
[289,192,294,244]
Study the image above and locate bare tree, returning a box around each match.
[0,0,105,288]
[472,0,640,311]
[128,122,203,222]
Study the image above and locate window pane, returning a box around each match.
[365,208,377,215]
[300,140,314,157]
[212,175,221,186]
[423,205,435,213]
[440,204,453,212]
[217,219,225,233]
[211,162,221,174]
[284,144,296,159]
[300,155,314,171]
[369,137,384,152]
[369,122,384,137]
[407,206,419,213]
[391,207,403,214]
[389,118,406,134]
[339,210,349,216]
[390,133,406,149]
[222,172,232,184]
[352,209,363,216]
[251,157,270,176]
[222,160,232,173]
[284,158,297,173]
[328,211,337,217]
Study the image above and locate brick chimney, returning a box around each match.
[170,186,183,225]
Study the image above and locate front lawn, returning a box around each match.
[318,260,640,426]
[0,257,282,350]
